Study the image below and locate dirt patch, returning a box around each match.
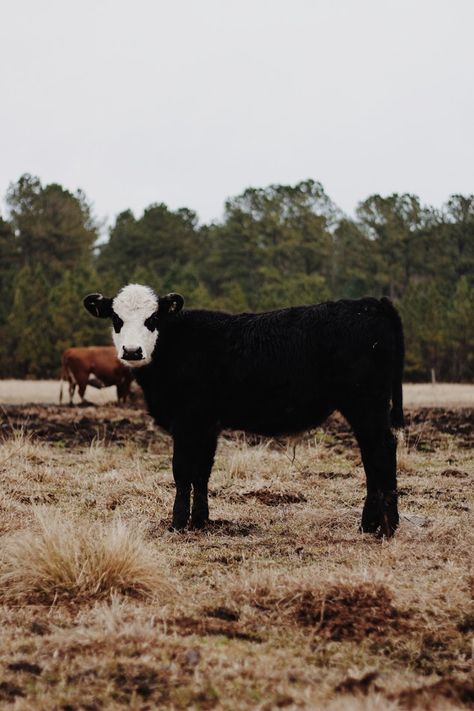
[1,404,472,449]
[313,471,352,479]
[335,670,379,695]
[0,681,25,701]
[0,404,163,448]
[111,663,172,704]
[244,582,409,642]
[393,677,474,708]
[8,660,42,676]
[406,408,474,449]
[205,606,240,622]
[244,490,307,506]
[204,519,260,537]
[293,583,406,641]
[174,616,262,643]
[440,468,470,478]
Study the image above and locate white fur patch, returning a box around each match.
[112,284,159,367]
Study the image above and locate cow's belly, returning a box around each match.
[220,396,332,437]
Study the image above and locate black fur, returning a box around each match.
[85,293,405,537]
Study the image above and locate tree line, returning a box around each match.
[0,174,473,381]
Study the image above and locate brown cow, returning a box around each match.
[59,346,133,405]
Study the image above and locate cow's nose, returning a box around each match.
[122,346,143,361]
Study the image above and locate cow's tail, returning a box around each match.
[381,297,405,429]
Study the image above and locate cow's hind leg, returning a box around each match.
[343,404,399,537]
[171,424,218,530]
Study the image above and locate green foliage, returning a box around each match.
[6,174,97,280]
[97,204,200,291]
[4,265,54,377]
[448,277,474,380]
[0,174,472,381]
[0,216,18,324]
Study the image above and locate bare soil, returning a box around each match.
[1,402,472,449]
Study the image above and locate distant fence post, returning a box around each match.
[430,368,436,384]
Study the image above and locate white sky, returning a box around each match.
[1,0,473,230]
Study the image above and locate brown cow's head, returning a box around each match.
[84,284,183,367]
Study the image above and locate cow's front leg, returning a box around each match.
[171,445,192,530]
[171,425,218,531]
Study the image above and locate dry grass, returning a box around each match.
[2,379,474,407]
[404,383,474,407]
[0,379,118,405]
[0,509,172,603]
[0,405,472,709]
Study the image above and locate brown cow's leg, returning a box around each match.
[77,376,90,405]
[116,383,126,405]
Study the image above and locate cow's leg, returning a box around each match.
[68,380,76,405]
[77,375,93,405]
[116,382,127,405]
[343,404,399,537]
[171,425,218,530]
[358,427,398,537]
[190,431,218,529]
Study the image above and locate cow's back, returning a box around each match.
[137,298,400,436]
[63,346,129,384]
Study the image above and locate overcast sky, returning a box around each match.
[1,0,473,230]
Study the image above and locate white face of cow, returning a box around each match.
[83,284,184,369]
[112,285,159,368]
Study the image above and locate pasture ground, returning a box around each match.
[1,379,474,407]
[0,386,472,709]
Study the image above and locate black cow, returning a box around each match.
[84,284,405,536]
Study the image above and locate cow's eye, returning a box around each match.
[112,313,124,333]
[144,314,157,332]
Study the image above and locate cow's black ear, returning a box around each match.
[83,293,113,318]
[159,293,184,316]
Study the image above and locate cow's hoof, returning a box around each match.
[360,491,398,537]
[168,524,186,533]
[377,511,399,539]
[190,517,209,530]
[360,495,381,533]
[170,515,189,531]
[359,518,380,534]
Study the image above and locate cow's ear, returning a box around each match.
[83,293,113,318]
[159,293,184,316]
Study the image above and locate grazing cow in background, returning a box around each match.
[84,284,405,537]
[60,346,133,405]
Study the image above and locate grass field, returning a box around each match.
[1,380,473,407]
[0,389,472,709]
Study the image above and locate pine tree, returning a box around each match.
[6,265,55,377]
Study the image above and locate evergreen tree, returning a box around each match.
[98,204,200,290]
[0,216,18,324]
[49,267,112,367]
[6,265,54,377]
[6,174,98,282]
[356,194,430,299]
[448,277,474,380]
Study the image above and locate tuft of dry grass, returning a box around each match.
[0,509,172,603]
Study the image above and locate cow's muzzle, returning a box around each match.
[122,346,143,361]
